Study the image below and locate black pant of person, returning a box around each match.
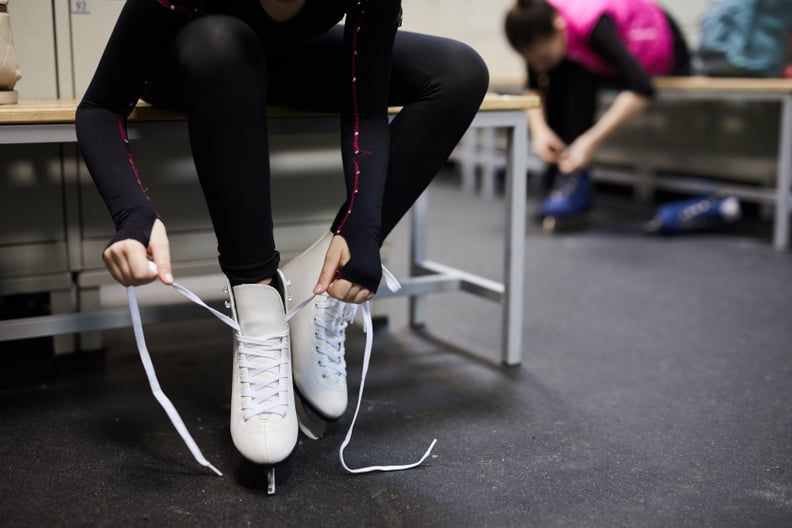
[142,19,489,285]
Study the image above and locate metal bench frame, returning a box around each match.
[475,76,792,250]
[0,96,531,365]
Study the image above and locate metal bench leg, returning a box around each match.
[635,166,654,204]
[774,94,792,251]
[459,130,477,193]
[481,127,497,199]
[50,289,77,355]
[409,190,429,328]
[502,117,528,366]
[78,287,104,351]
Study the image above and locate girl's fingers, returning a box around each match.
[315,244,343,294]
[149,219,173,284]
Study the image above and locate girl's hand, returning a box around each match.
[558,134,596,174]
[102,218,173,286]
[314,235,374,304]
[531,125,566,164]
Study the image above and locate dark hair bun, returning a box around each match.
[505,0,558,51]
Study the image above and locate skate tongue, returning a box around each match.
[232,283,287,337]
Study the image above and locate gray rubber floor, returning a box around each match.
[1,173,791,527]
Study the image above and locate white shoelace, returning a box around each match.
[127,264,435,476]
[314,296,357,380]
[238,331,291,420]
[337,294,438,474]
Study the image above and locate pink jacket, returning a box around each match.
[547,0,673,76]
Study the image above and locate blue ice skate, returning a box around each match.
[649,195,741,234]
[540,170,593,232]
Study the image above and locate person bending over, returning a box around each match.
[504,0,690,224]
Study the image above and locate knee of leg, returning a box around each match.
[175,15,263,79]
[434,41,490,104]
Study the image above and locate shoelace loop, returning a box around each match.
[338,300,438,474]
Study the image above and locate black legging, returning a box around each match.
[139,18,489,288]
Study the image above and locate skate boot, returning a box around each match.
[0,0,22,105]
[227,271,298,467]
[649,194,741,234]
[540,169,593,233]
[282,232,355,429]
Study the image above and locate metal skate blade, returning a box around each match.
[542,214,589,234]
[267,467,276,495]
[541,215,557,234]
[644,218,662,233]
[296,393,327,440]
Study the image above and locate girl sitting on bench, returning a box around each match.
[76,0,487,472]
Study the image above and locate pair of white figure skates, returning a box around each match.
[228,231,353,465]
[130,232,435,494]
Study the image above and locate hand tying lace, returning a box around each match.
[314,233,379,302]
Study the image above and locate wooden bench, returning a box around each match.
[0,93,537,366]
[482,75,792,250]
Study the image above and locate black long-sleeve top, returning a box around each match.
[529,14,655,97]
